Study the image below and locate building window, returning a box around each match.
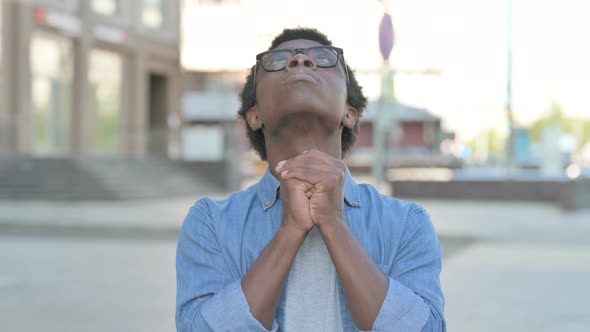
[0,2,3,66]
[92,0,119,17]
[142,0,165,29]
[89,49,123,155]
[30,32,73,156]
[0,2,4,144]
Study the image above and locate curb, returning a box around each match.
[0,220,181,240]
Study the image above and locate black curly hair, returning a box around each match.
[237,27,368,161]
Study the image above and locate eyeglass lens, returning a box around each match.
[260,47,340,71]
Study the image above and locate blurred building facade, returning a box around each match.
[0,0,181,158]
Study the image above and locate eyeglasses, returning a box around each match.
[254,46,349,86]
[256,46,344,71]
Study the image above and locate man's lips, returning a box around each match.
[283,69,319,83]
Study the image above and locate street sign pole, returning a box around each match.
[506,0,515,176]
[373,10,394,192]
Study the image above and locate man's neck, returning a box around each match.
[264,118,343,178]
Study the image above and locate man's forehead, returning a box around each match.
[273,39,325,50]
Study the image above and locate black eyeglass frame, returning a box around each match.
[253,46,349,88]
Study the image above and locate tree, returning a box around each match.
[529,101,590,150]
[530,102,567,143]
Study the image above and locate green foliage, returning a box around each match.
[529,101,590,147]
[466,128,507,157]
[582,121,590,146]
[468,101,589,162]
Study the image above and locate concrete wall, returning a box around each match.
[392,178,590,211]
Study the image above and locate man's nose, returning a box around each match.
[286,53,316,70]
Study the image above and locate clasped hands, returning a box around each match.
[276,149,347,236]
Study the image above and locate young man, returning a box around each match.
[176,28,445,331]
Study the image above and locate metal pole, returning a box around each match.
[373,2,395,192]
[372,62,388,189]
[506,0,515,173]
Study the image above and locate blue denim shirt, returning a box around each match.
[176,169,445,331]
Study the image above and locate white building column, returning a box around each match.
[71,0,92,155]
[12,2,33,155]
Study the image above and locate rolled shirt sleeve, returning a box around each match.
[176,200,278,332]
[362,205,446,332]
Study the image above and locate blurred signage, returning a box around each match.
[34,7,81,36]
[514,128,531,164]
[94,25,128,44]
[379,13,394,61]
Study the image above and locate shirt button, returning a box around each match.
[265,201,271,206]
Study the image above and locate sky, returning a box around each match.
[387,0,590,140]
[182,0,590,141]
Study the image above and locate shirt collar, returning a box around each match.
[256,167,361,211]
[257,168,281,211]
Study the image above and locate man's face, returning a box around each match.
[249,39,351,134]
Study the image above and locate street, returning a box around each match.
[0,235,176,332]
[1,199,589,331]
[0,233,474,332]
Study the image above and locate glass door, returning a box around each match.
[88,48,123,155]
[30,31,73,156]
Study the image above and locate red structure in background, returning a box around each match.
[356,102,442,152]
[347,101,459,171]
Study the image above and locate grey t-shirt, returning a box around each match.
[283,226,343,331]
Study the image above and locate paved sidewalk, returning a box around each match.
[0,195,214,237]
[414,199,590,332]
[1,194,589,331]
[1,194,588,240]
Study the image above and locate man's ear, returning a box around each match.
[342,106,359,129]
[246,106,263,131]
